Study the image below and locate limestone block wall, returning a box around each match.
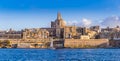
[64,39,109,48]
[0,39,50,48]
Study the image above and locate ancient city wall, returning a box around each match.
[0,39,51,48]
[64,39,109,48]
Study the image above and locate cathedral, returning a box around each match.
[51,12,66,28]
[48,12,77,39]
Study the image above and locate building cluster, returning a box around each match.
[0,12,120,48]
[100,26,120,40]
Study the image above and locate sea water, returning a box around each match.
[0,49,119,61]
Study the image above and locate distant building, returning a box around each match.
[0,12,119,48]
[22,28,49,39]
[0,29,22,39]
[64,26,77,39]
[100,26,120,40]
[90,26,100,33]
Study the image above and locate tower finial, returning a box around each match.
[57,12,62,20]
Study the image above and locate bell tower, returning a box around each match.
[51,12,66,28]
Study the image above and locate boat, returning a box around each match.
[50,38,56,49]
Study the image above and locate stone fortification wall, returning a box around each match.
[64,39,109,48]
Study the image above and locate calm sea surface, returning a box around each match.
[0,49,119,61]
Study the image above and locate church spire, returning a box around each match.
[57,12,62,20]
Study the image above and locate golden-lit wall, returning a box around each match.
[64,26,77,38]
[23,29,49,39]
[64,39,109,48]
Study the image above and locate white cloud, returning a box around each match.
[66,18,92,27]
[101,16,120,27]
[67,20,78,26]
[82,18,92,26]
[66,16,120,28]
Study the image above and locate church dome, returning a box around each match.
[55,12,66,28]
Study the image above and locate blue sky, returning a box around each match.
[0,0,120,30]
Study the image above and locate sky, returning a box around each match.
[0,0,120,30]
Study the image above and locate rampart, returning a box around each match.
[64,39,109,48]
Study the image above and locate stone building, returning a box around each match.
[64,26,77,39]
[51,12,66,38]
[0,29,22,39]
[50,12,99,39]
[51,12,66,28]
[100,26,120,40]
[76,27,87,35]
[41,12,66,39]
[90,26,100,33]
[22,28,49,39]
